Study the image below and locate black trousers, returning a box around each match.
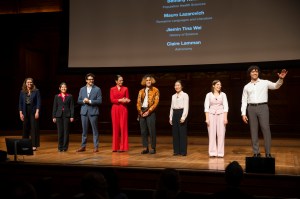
[139,112,156,149]
[23,104,40,147]
[172,109,187,155]
[56,111,70,151]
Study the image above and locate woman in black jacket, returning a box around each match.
[19,77,41,151]
[52,82,74,152]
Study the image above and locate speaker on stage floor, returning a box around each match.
[245,157,275,174]
[5,138,33,161]
[0,150,7,162]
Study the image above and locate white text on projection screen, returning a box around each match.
[68,0,300,68]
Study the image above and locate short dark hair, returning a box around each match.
[225,161,244,187]
[85,73,95,80]
[81,172,108,194]
[157,168,180,192]
[59,82,67,88]
[247,65,260,75]
[175,80,184,89]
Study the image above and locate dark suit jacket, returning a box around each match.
[77,85,102,116]
[52,94,75,118]
[19,89,41,115]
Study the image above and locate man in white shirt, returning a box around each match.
[241,66,288,158]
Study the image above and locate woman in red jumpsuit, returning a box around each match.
[110,75,131,152]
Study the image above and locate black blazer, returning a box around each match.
[52,94,75,118]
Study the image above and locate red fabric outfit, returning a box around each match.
[110,86,129,151]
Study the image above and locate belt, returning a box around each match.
[173,108,183,111]
[248,102,267,106]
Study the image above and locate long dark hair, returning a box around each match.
[21,78,37,93]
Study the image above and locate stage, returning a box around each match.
[0,134,300,198]
[1,134,299,175]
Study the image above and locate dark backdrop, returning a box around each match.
[0,0,299,137]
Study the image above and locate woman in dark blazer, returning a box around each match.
[52,82,74,152]
[19,77,41,151]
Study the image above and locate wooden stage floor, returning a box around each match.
[1,134,300,176]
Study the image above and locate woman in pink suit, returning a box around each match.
[110,75,131,152]
[204,80,228,158]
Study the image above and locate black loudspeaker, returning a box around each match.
[245,157,275,174]
[0,150,7,162]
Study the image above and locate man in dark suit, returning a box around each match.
[76,73,102,153]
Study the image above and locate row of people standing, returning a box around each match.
[18,74,186,155]
[19,66,287,158]
[19,79,77,152]
[18,73,130,153]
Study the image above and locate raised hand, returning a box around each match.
[278,69,288,79]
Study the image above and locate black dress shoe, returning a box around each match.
[266,153,272,158]
[253,153,261,157]
[141,149,149,154]
[173,153,179,156]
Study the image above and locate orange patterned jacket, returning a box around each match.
[136,86,160,115]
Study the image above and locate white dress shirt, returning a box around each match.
[87,86,92,97]
[241,78,283,115]
[169,91,189,121]
[142,87,149,108]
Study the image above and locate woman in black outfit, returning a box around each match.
[52,82,74,152]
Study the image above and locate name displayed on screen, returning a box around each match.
[68,0,300,68]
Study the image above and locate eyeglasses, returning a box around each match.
[87,79,94,81]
